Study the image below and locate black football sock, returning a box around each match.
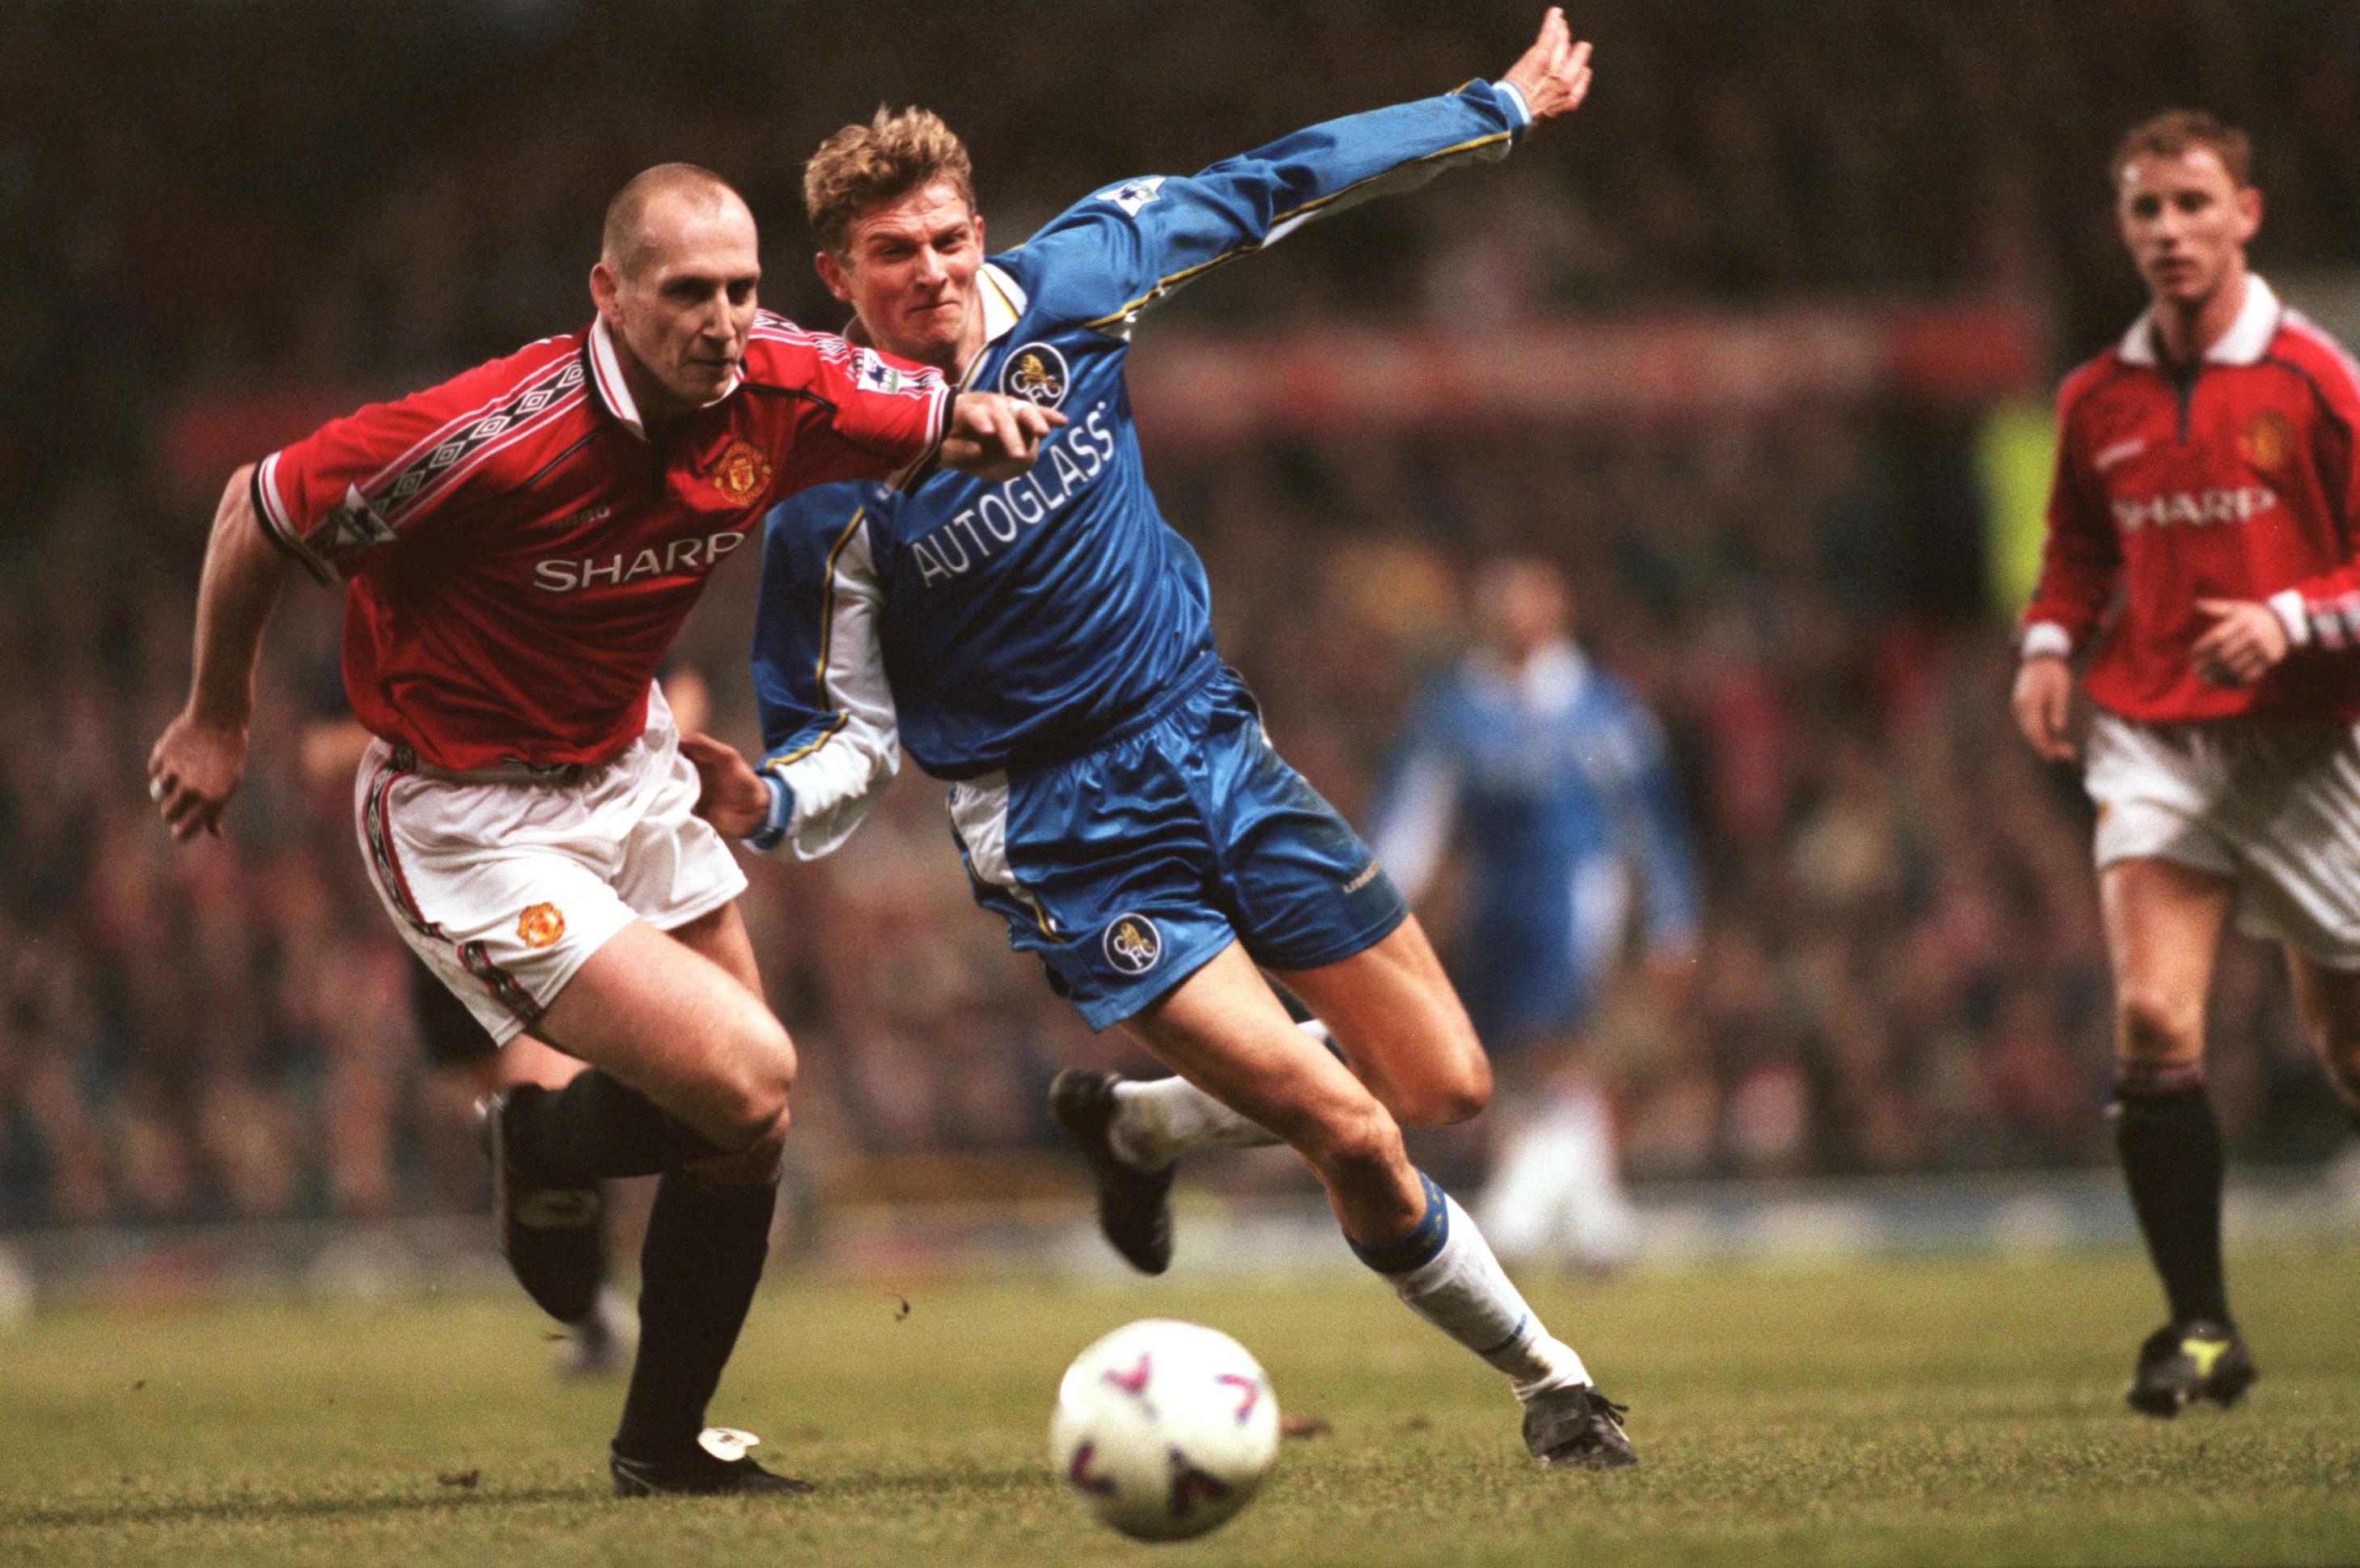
[509,1073,729,1181]
[2110,1070,2231,1328]
[613,1172,778,1460]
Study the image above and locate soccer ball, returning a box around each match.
[1049,1318,1281,1540]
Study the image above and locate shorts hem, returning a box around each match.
[647,869,750,938]
[478,910,633,1047]
[2091,837,2235,879]
[1074,934,1237,1032]
[2234,910,2360,973]
[1248,901,1412,977]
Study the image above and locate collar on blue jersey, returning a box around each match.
[584,315,744,441]
[2118,273,2280,368]
[956,264,1030,391]
[1472,638,1590,713]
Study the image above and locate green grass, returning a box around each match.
[2,1246,2358,1566]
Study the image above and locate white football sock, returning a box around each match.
[1478,1087,1638,1272]
[1366,1185,1589,1401]
[1474,1108,1570,1265]
[1551,1088,1638,1270]
[1107,1020,1336,1169]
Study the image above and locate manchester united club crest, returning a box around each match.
[518,902,566,950]
[710,438,773,502]
[2238,410,2297,473]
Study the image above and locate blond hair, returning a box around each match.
[2111,110,2253,190]
[804,106,975,253]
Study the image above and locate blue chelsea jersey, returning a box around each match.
[1370,643,1701,1023]
[745,81,1531,858]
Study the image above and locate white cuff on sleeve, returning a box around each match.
[1494,81,1532,127]
[2018,621,2073,661]
[2267,588,2311,648]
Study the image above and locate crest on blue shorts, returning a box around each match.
[1102,913,1163,976]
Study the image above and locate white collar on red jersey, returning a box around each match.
[586,315,742,441]
[2118,273,2281,368]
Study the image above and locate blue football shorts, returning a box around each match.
[945,671,1410,1031]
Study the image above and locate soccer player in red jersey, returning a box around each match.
[2012,112,2360,1418]
[146,164,1057,1494]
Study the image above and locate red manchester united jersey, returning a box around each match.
[252,313,948,769]
[2022,275,2360,724]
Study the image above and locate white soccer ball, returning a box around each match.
[1049,1318,1281,1541]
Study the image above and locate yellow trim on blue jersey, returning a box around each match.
[1082,129,1514,333]
[760,506,866,773]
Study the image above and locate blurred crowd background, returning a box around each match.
[6,0,2359,1228]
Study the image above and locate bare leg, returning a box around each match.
[1125,943,1421,1244]
[1121,942,1600,1429]
[2099,856,2239,1350]
[2283,948,2360,1117]
[1269,916,1490,1129]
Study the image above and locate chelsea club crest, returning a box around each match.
[1002,341,1071,409]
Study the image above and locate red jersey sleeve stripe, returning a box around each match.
[354,344,586,499]
[390,385,590,525]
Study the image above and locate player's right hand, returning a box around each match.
[942,392,1066,482]
[148,712,248,840]
[2010,655,2078,762]
[1503,8,1593,123]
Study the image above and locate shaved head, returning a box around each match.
[601,163,751,279]
[589,163,763,426]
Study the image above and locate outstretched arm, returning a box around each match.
[148,466,290,839]
[1026,11,1596,334]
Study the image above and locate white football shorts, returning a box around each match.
[2085,710,2360,970]
[352,686,748,1044]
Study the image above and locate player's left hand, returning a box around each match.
[1503,8,1593,123]
[2191,597,2290,687]
[678,733,770,838]
[943,392,1066,483]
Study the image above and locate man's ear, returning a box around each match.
[815,250,854,307]
[590,259,622,322]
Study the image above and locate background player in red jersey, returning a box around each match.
[146,163,1056,1494]
[2011,112,2360,1418]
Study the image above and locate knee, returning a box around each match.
[2114,984,2203,1065]
[1385,1035,1492,1129]
[1302,1100,1408,1188]
[710,1012,796,1152]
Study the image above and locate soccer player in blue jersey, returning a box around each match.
[686,11,1635,1468]
[1371,557,1700,1273]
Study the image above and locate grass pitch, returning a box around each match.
[2,1245,2357,1567]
